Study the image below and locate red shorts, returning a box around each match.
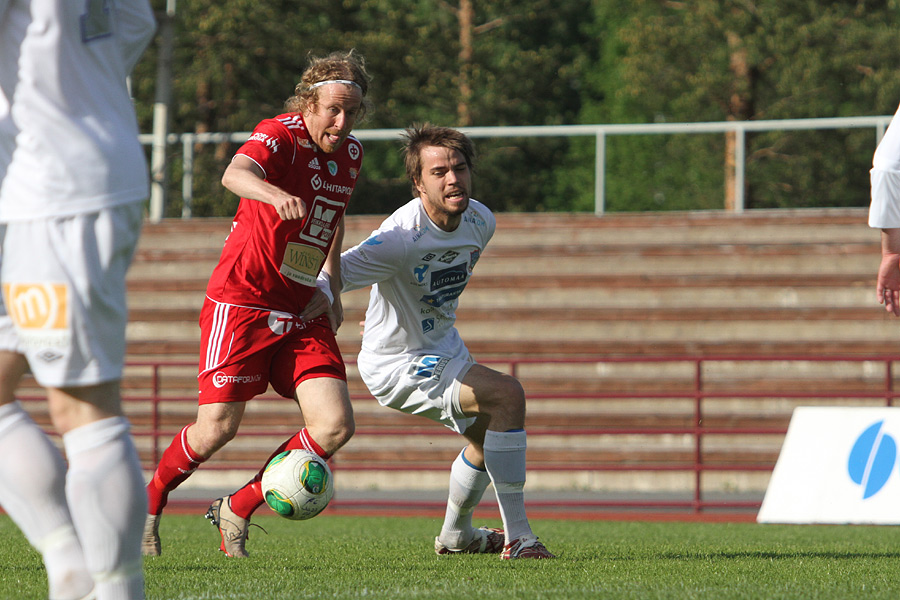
[197,299,346,404]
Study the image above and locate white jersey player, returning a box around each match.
[0,1,155,598]
[343,196,495,432]
[869,103,900,317]
[328,124,554,559]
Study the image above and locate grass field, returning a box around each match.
[3,513,900,599]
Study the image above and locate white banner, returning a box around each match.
[757,406,900,524]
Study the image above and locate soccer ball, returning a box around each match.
[261,449,334,520]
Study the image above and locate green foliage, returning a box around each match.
[6,514,900,599]
[132,1,900,216]
[571,0,900,212]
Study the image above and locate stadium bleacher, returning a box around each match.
[17,207,895,514]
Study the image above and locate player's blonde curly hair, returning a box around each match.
[284,49,372,119]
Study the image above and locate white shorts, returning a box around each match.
[357,350,477,434]
[0,203,142,387]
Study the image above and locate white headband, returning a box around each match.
[309,79,362,91]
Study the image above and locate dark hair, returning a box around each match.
[284,49,372,119]
[401,124,476,192]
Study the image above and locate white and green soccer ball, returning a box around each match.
[261,449,334,520]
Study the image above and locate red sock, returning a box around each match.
[229,428,330,519]
[147,424,205,514]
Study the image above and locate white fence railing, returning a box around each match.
[139,115,894,221]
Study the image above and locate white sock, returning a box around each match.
[483,429,533,543]
[0,402,93,600]
[439,449,492,549]
[64,417,147,600]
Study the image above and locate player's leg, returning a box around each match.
[144,401,244,555]
[227,427,333,520]
[52,382,146,600]
[458,364,555,559]
[0,351,94,600]
[149,300,270,556]
[433,435,504,555]
[202,410,305,559]
[358,353,504,554]
[207,377,352,558]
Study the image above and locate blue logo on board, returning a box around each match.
[847,420,897,499]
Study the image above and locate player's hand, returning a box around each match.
[876,252,900,317]
[329,296,344,333]
[301,289,331,322]
[272,191,307,221]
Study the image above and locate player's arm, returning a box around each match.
[878,228,900,317]
[221,155,307,221]
[339,227,406,293]
[312,217,346,331]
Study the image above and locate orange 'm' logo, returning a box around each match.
[2,283,68,329]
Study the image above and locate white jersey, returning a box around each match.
[870,103,900,228]
[0,0,155,221]
[341,197,496,385]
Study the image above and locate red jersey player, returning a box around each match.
[142,50,371,558]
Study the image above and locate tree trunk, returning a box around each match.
[457,0,473,127]
[725,30,754,211]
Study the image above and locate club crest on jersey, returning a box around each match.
[327,161,338,176]
[468,250,481,272]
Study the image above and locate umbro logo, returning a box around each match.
[308,157,321,170]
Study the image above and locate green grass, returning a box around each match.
[3,514,900,599]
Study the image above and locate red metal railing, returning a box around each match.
[17,354,900,517]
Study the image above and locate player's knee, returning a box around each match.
[483,374,526,420]
[313,413,355,452]
[191,421,238,457]
[332,416,355,448]
[504,377,526,418]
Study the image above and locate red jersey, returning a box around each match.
[206,113,363,313]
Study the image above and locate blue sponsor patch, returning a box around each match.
[421,284,466,307]
[429,263,467,291]
[411,355,450,379]
[422,318,434,333]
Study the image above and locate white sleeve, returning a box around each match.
[315,271,334,304]
[340,226,407,293]
[870,105,900,229]
[116,0,156,74]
